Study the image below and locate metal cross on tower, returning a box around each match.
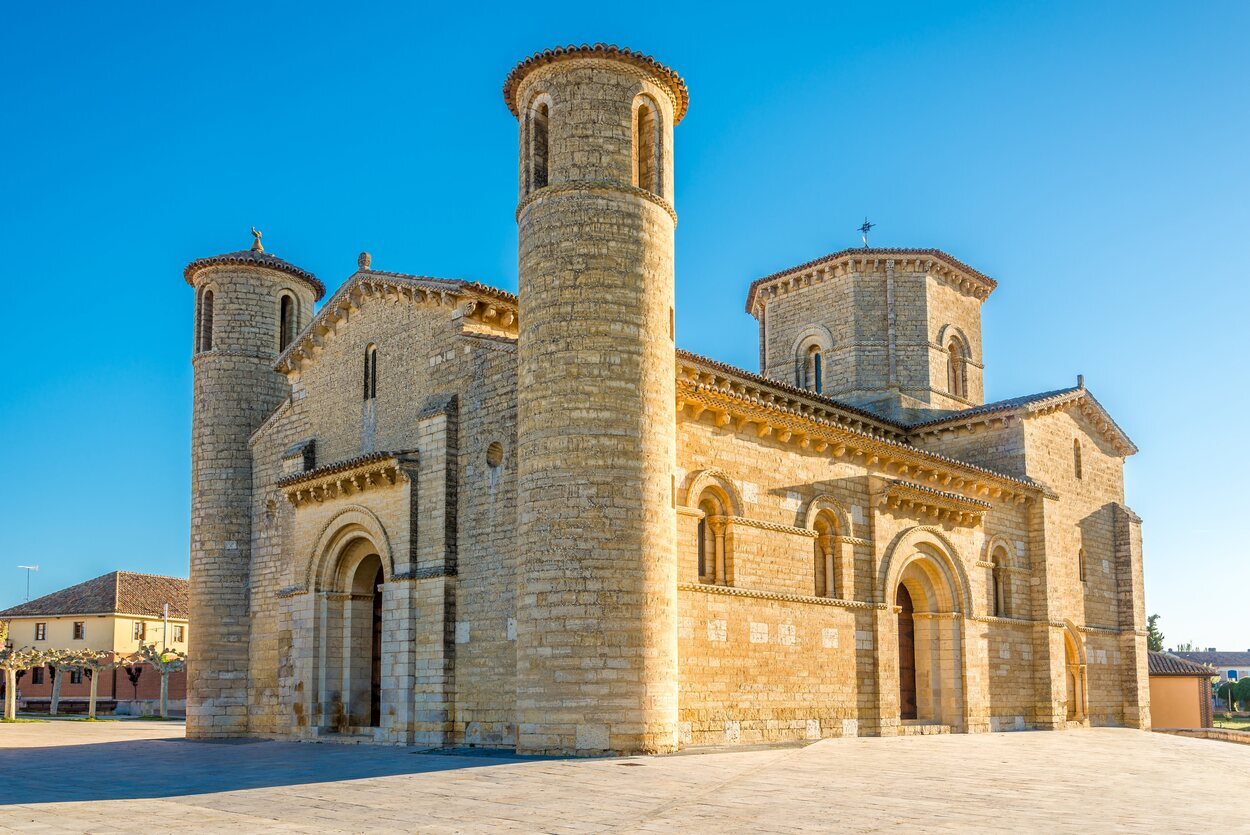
[858,218,875,248]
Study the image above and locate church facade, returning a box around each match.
[185,44,1149,754]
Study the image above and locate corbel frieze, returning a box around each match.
[279,451,418,508]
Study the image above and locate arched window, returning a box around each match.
[529,101,549,192]
[634,97,662,197]
[278,293,296,351]
[197,288,215,352]
[363,344,378,401]
[991,546,1010,617]
[947,339,966,398]
[1073,439,1083,480]
[696,491,727,585]
[813,511,840,597]
[1078,548,1087,583]
[803,344,823,394]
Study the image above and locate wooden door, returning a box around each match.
[897,584,918,720]
[369,566,383,728]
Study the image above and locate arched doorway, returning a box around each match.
[889,544,966,730]
[344,553,384,729]
[311,529,388,735]
[897,584,918,720]
[1064,626,1087,723]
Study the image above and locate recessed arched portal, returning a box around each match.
[1063,623,1088,723]
[309,513,392,735]
[884,530,969,730]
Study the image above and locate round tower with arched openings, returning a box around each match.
[504,45,687,755]
[184,238,322,739]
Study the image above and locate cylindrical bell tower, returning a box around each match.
[184,237,321,738]
[505,44,688,755]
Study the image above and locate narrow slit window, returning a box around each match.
[803,344,823,394]
[199,289,215,351]
[531,102,549,191]
[363,345,378,401]
[634,98,662,196]
[1078,549,1087,583]
[1074,439,1083,480]
[947,339,965,398]
[279,294,295,351]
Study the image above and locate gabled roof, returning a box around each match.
[274,269,517,375]
[0,572,188,619]
[1148,651,1218,677]
[907,385,1138,457]
[1174,651,1250,667]
[745,248,997,315]
[184,249,326,301]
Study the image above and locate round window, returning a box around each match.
[486,442,505,469]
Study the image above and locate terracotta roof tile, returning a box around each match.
[1174,651,1250,667]
[184,250,326,301]
[1148,651,1218,677]
[503,43,689,123]
[0,572,188,619]
[746,248,996,314]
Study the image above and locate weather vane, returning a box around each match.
[250,226,264,253]
[858,218,875,248]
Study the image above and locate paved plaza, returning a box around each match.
[1,721,1246,833]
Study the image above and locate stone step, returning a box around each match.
[900,722,951,736]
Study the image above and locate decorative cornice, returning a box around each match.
[278,450,418,507]
[516,180,677,224]
[677,582,882,611]
[676,361,1040,503]
[746,249,996,316]
[503,43,689,124]
[678,350,908,440]
[390,566,458,581]
[275,271,518,375]
[184,249,326,300]
[725,516,816,538]
[908,386,1137,457]
[880,480,992,525]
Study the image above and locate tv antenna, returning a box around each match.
[17,565,38,602]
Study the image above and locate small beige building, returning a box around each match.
[0,571,189,713]
[185,43,1150,754]
[1147,651,1214,729]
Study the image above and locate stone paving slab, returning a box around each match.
[1,721,1247,833]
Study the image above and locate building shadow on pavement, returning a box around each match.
[0,736,553,805]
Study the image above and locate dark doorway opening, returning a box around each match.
[369,565,383,728]
[897,584,918,720]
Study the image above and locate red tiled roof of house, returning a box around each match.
[1148,651,1218,677]
[0,571,188,619]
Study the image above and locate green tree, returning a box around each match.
[1146,614,1164,652]
[138,643,187,718]
[1235,678,1250,713]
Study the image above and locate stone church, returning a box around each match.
[185,44,1149,753]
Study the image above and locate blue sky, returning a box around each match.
[1,2,1245,650]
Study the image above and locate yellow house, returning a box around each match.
[1147,651,1216,729]
[0,571,189,712]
